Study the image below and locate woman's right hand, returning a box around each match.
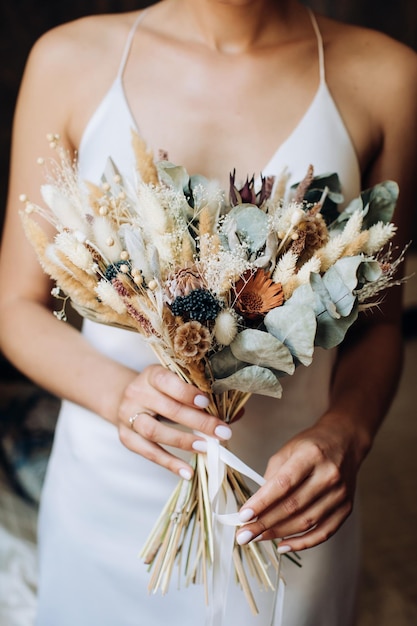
[117,364,232,479]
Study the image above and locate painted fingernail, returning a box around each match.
[277,545,292,554]
[192,440,207,452]
[214,425,232,440]
[194,394,210,408]
[179,468,192,481]
[238,508,255,523]
[236,530,254,546]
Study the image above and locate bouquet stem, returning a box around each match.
[140,441,282,615]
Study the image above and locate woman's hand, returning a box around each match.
[117,364,232,479]
[236,417,363,553]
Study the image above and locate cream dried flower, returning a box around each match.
[213,309,238,346]
[173,321,211,363]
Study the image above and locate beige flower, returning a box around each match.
[166,265,205,301]
[173,320,211,362]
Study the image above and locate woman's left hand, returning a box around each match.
[236,417,363,552]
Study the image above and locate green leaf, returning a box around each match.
[315,305,358,349]
[264,303,317,366]
[226,204,269,252]
[321,257,364,317]
[230,328,295,375]
[212,365,283,398]
[157,161,190,192]
[209,346,247,379]
[357,260,382,283]
[288,277,359,350]
[333,180,399,230]
[361,180,399,227]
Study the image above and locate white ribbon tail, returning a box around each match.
[196,433,284,626]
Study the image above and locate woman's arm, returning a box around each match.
[236,32,417,551]
[0,21,231,480]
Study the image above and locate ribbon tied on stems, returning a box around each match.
[196,432,285,626]
[140,430,286,626]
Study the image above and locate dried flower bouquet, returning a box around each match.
[21,131,404,614]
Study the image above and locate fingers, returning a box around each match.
[117,364,233,477]
[236,439,355,552]
[119,417,196,479]
[275,500,353,553]
[122,364,232,439]
[236,481,352,551]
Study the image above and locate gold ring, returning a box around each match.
[129,409,157,430]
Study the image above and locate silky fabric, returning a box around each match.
[35,10,361,626]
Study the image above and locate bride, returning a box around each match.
[0,1,416,624]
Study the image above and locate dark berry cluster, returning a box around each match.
[171,289,221,323]
[104,260,132,281]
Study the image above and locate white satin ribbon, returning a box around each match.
[196,433,284,626]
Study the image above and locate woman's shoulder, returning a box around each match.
[25,12,141,85]
[318,14,417,82]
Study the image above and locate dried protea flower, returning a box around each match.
[229,170,275,208]
[174,320,211,363]
[234,270,284,321]
[166,265,205,301]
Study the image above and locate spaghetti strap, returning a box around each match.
[117,10,148,79]
[306,7,326,84]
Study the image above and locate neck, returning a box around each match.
[166,0,301,54]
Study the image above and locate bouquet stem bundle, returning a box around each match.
[140,384,282,614]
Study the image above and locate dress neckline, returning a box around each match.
[78,8,359,187]
[116,8,327,177]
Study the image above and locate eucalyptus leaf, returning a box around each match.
[209,346,247,379]
[157,161,190,192]
[230,328,295,375]
[264,303,316,366]
[212,365,283,398]
[333,180,399,230]
[288,279,358,350]
[309,273,341,319]
[189,174,211,193]
[360,180,399,227]
[315,304,358,349]
[321,256,365,317]
[226,204,269,252]
[357,260,382,283]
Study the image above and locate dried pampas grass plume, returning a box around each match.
[131,130,159,186]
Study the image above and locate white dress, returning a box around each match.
[35,11,362,626]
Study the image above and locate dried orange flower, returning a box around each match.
[234,270,284,321]
[173,320,211,363]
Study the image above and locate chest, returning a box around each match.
[73,29,377,189]
[121,39,329,184]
